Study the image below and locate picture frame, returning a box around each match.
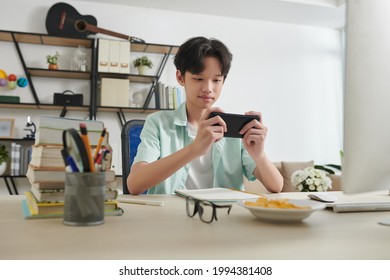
[0,118,14,138]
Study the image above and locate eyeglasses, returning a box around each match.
[185,197,232,223]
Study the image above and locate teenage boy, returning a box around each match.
[127,37,283,194]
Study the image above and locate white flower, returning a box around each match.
[290,167,332,192]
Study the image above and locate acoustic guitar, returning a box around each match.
[45,2,145,43]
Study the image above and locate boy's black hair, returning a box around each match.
[174,37,233,80]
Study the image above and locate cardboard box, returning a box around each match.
[100,78,129,107]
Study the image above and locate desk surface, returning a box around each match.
[1,191,390,260]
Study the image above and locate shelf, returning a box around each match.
[97,106,161,114]
[0,30,176,53]
[28,68,91,80]
[98,72,156,83]
[0,102,90,111]
[131,43,179,55]
[0,138,34,142]
[0,102,39,110]
[0,30,93,48]
[38,104,90,111]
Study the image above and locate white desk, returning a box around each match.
[0,192,390,260]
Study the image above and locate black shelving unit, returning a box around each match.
[0,29,179,123]
[0,30,95,119]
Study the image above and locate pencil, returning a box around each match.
[79,123,95,172]
[94,128,106,162]
[117,198,164,207]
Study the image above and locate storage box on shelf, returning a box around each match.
[96,38,179,124]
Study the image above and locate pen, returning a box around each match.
[117,198,164,207]
[79,123,95,172]
[94,128,106,163]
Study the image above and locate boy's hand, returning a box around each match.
[191,107,227,156]
[240,111,268,160]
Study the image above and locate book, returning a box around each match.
[26,166,65,183]
[26,165,116,183]
[30,187,64,202]
[29,145,101,170]
[21,200,124,219]
[0,95,20,103]
[35,116,108,146]
[31,186,118,202]
[19,145,32,175]
[30,181,66,190]
[29,145,65,170]
[10,143,21,176]
[24,191,120,215]
[25,191,64,215]
[174,187,261,202]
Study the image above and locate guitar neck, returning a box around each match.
[83,22,131,41]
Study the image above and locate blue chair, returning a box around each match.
[121,119,145,194]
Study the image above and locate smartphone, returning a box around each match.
[208,112,260,138]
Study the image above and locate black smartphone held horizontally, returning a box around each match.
[208,112,260,138]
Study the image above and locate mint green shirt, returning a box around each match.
[133,103,257,194]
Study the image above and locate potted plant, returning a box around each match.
[133,56,153,75]
[46,52,60,70]
[0,144,9,176]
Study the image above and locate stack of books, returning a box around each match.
[154,82,186,110]
[22,116,122,219]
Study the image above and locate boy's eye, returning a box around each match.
[193,77,203,81]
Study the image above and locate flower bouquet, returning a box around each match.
[291,167,332,192]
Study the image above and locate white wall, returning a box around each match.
[0,0,343,189]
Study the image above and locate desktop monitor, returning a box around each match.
[342,0,390,194]
[342,1,390,224]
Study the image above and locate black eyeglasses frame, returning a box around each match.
[185,196,233,223]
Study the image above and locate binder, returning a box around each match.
[119,41,130,74]
[108,40,120,73]
[98,39,109,72]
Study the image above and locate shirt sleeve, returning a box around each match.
[241,143,257,182]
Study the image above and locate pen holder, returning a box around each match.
[63,172,105,226]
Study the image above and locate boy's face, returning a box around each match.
[177,56,224,110]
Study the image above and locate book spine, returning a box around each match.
[10,143,21,176]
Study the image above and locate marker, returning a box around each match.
[94,128,106,163]
[79,123,95,172]
[117,198,164,207]
[101,149,111,171]
[61,149,80,172]
[67,156,80,172]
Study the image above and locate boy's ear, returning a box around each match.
[176,70,185,85]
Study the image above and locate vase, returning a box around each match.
[137,65,148,75]
[48,64,58,70]
[71,45,87,71]
[0,162,6,176]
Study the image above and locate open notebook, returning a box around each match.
[174,188,261,202]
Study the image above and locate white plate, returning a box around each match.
[237,198,326,223]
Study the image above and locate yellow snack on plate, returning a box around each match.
[244,197,311,210]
